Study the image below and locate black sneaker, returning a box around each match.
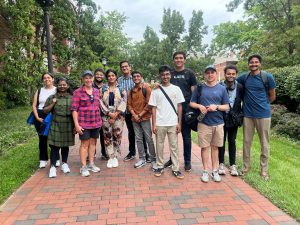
[101,155,109,161]
[145,154,151,163]
[123,153,135,161]
[154,168,164,177]
[172,171,184,179]
[164,159,172,168]
[184,163,192,172]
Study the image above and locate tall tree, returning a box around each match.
[223,0,300,67]
[184,10,208,57]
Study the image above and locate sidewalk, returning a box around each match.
[0,129,298,225]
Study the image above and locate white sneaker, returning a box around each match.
[88,163,100,172]
[39,160,47,168]
[80,166,90,177]
[201,170,209,183]
[218,163,226,175]
[134,159,146,168]
[112,157,119,168]
[55,160,60,167]
[107,159,113,168]
[49,166,56,178]
[61,163,70,173]
[230,165,239,176]
[212,170,222,182]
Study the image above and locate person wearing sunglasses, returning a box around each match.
[71,70,102,177]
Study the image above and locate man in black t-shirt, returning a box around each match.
[164,51,198,171]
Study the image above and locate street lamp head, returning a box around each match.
[37,0,54,8]
[102,57,107,66]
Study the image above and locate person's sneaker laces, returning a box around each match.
[88,163,100,172]
[39,160,47,168]
[61,163,70,173]
[123,153,135,161]
[112,157,119,168]
[184,163,192,172]
[164,159,172,168]
[80,166,90,177]
[218,163,226,175]
[212,170,222,182]
[55,160,60,167]
[107,159,113,168]
[154,168,164,177]
[172,171,184,179]
[230,165,238,176]
[49,166,56,178]
[134,159,146,168]
[201,170,209,183]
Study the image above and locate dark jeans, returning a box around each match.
[125,113,147,156]
[34,110,48,161]
[49,145,69,166]
[181,102,192,165]
[218,126,238,166]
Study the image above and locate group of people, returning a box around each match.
[32,51,276,182]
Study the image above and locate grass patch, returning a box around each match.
[192,129,300,220]
[0,107,36,157]
[0,106,39,204]
[0,139,39,204]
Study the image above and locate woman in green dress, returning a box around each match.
[43,77,75,178]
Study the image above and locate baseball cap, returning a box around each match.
[81,70,94,77]
[204,65,216,73]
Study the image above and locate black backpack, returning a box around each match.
[184,84,202,131]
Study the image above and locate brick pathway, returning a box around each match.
[0,130,298,225]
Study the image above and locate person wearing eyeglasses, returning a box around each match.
[100,69,126,168]
[71,70,102,177]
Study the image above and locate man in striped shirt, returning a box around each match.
[118,60,148,162]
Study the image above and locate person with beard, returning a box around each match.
[93,68,109,160]
[218,65,243,177]
[236,54,276,180]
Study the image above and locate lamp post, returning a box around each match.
[102,57,107,70]
[37,0,54,74]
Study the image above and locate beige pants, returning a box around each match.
[156,126,179,171]
[243,117,271,173]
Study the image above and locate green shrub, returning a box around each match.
[272,105,300,140]
[269,65,300,113]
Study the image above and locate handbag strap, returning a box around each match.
[158,86,177,115]
[36,88,41,108]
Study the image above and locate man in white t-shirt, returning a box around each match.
[148,65,185,179]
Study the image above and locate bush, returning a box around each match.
[272,105,300,140]
[268,65,300,113]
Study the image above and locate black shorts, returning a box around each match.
[79,128,100,140]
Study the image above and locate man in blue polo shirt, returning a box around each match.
[236,54,276,180]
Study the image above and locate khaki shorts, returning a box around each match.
[197,123,224,148]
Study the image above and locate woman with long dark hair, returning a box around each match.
[100,69,126,168]
[32,72,56,168]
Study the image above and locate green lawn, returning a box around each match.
[0,107,39,204]
[192,129,300,220]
